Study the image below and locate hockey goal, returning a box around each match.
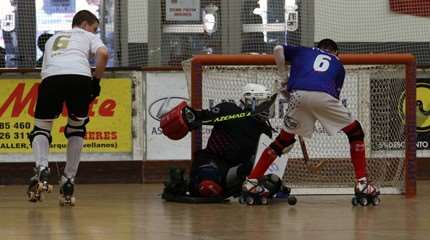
[182,54,416,197]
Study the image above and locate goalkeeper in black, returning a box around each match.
[160,83,282,202]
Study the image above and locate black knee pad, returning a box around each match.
[29,126,52,146]
[344,121,365,142]
[224,161,254,197]
[225,162,252,186]
[64,118,89,139]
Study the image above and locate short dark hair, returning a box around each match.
[317,38,338,53]
[72,10,99,27]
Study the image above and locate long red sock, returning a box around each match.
[342,121,367,180]
[248,147,278,178]
[350,140,366,180]
[248,130,295,179]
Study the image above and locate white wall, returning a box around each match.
[128,0,148,43]
[126,1,430,44]
[145,72,191,160]
[315,0,430,42]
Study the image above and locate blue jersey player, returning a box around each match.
[242,39,380,206]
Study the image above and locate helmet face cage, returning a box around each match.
[242,92,271,110]
[241,84,272,120]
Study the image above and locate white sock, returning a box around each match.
[32,135,49,169]
[64,136,83,178]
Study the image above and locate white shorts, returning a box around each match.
[283,90,355,138]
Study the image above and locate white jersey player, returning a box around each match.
[27,10,109,206]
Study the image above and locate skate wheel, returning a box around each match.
[261,197,268,205]
[287,195,297,206]
[359,197,368,206]
[351,197,359,206]
[59,197,66,206]
[246,196,255,205]
[38,193,44,202]
[27,192,37,202]
[36,182,44,192]
[59,196,75,206]
[238,196,246,204]
[69,197,76,206]
[372,197,381,206]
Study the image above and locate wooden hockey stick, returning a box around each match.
[200,93,278,125]
[298,136,327,173]
[276,29,327,173]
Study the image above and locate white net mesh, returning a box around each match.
[157,0,430,66]
[1,1,429,67]
[183,60,408,194]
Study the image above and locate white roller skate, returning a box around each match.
[27,167,53,202]
[239,178,271,205]
[59,176,76,206]
[352,177,381,206]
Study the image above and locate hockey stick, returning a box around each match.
[298,136,327,173]
[200,93,278,125]
[272,80,325,173]
[157,93,277,126]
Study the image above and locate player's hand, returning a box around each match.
[277,69,288,83]
[90,77,101,100]
[183,106,200,129]
[279,81,289,99]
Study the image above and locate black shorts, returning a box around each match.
[35,75,92,119]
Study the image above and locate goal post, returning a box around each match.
[184,54,416,197]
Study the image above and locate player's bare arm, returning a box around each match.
[94,47,109,79]
[273,45,288,84]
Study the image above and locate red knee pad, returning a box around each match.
[198,180,224,198]
[160,101,190,140]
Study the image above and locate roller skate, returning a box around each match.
[59,176,76,206]
[239,177,271,205]
[261,174,297,205]
[352,177,381,206]
[162,167,189,197]
[27,167,53,202]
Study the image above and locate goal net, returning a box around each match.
[183,54,416,196]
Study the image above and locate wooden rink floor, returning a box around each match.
[0,181,429,240]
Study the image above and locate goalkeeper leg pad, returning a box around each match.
[162,168,227,203]
[198,180,224,197]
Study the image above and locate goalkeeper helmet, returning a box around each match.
[241,83,272,120]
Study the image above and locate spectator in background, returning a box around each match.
[36,33,53,67]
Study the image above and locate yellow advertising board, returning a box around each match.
[0,78,132,153]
